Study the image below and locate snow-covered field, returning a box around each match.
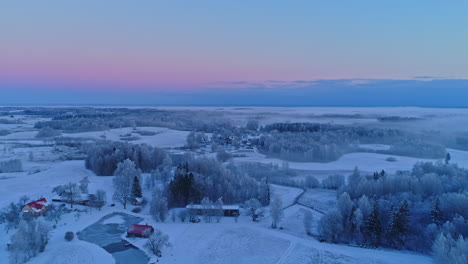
[234,150,468,175]
[298,189,337,213]
[127,216,432,264]
[2,107,459,263]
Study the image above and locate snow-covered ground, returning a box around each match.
[234,150,468,175]
[298,189,337,213]
[125,214,431,264]
[0,108,453,263]
[270,184,304,208]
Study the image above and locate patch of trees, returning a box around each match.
[0,118,23,124]
[227,162,294,190]
[9,219,50,264]
[317,162,468,253]
[0,159,23,173]
[85,141,170,176]
[165,158,270,208]
[112,159,142,209]
[258,122,446,162]
[35,127,62,138]
[185,132,208,149]
[377,116,423,122]
[35,117,131,133]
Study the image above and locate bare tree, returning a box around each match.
[95,189,107,211]
[145,229,171,257]
[244,198,263,221]
[46,204,64,224]
[150,189,168,222]
[79,176,90,194]
[270,195,284,229]
[52,183,80,208]
[214,198,224,223]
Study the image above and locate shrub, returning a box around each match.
[132,207,142,213]
[36,127,61,138]
[65,231,74,241]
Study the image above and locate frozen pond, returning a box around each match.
[78,212,149,264]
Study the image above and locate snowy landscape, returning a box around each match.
[0,106,467,264]
[2,1,468,263]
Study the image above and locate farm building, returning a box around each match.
[186,204,240,217]
[22,198,49,216]
[127,224,154,238]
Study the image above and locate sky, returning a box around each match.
[1,1,467,106]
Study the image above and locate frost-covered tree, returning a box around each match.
[145,229,171,257]
[357,195,372,220]
[322,174,345,190]
[244,198,263,221]
[186,132,207,149]
[9,219,50,264]
[201,197,213,223]
[432,232,467,264]
[150,189,168,222]
[270,195,284,229]
[3,202,20,233]
[113,159,140,209]
[79,176,90,194]
[366,198,382,245]
[338,192,354,225]
[351,208,363,242]
[246,120,259,131]
[216,145,232,162]
[214,198,224,223]
[304,176,320,189]
[431,197,443,227]
[387,200,410,248]
[303,210,313,235]
[45,204,64,224]
[318,209,343,243]
[18,196,30,207]
[52,183,80,208]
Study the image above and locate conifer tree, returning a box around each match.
[132,176,143,199]
[366,197,382,246]
[431,197,443,226]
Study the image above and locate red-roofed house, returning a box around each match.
[22,198,49,216]
[127,224,154,238]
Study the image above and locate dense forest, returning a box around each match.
[318,162,468,253]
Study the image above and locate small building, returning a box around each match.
[131,197,143,206]
[127,224,154,238]
[22,198,49,216]
[186,204,240,217]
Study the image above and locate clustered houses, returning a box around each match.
[185,204,240,217]
[22,198,49,216]
[127,224,155,238]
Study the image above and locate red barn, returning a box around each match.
[22,198,49,216]
[127,224,154,238]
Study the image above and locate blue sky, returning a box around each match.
[0,1,467,106]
